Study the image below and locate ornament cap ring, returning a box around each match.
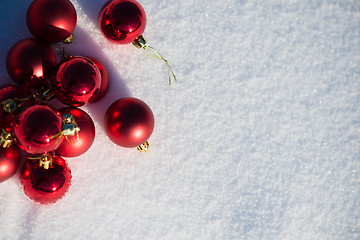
[133,35,147,49]
[137,140,150,152]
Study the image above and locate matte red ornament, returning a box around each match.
[56,107,95,158]
[26,0,77,43]
[51,56,101,107]
[14,104,63,154]
[21,155,71,204]
[0,144,21,183]
[104,97,154,148]
[0,84,32,130]
[99,0,146,44]
[6,38,57,88]
[87,57,109,103]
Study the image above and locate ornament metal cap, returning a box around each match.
[3,99,17,113]
[133,35,147,49]
[62,114,80,139]
[49,113,81,143]
[137,140,150,152]
[39,154,53,169]
[28,153,53,170]
[0,129,13,148]
[62,33,74,44]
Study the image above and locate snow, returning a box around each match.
[0,0,359,239]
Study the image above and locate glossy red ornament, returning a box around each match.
[56,107,95,158]
[6,38,57,88]
[87,57,109,103]
[21,155,71,204]
[0,144,21,183]
[26,0,77,43]
[104,97,154,148]
[14,104,63,154]
[99,0,146,44]
[0,84,32,130]
[51,56,101,107]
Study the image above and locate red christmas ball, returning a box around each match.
[6,38,57,88]
[87,57,109,103]
[21,155,71,204]
[0,144,21,183]
[99,0,146,44]
[56,107,95,158]
[104,97,154,148]
[0,84,32,130]
[51,56,101,107]
[14,104,63,154]
[26,0,77,43]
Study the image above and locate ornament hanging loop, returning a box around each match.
[133,35,177,86]
[54,44,70,59]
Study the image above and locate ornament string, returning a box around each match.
[133,35,177,85]
[49,130,79,144]
[142,46,177,86]
[1,95,32,114]
[53,33,74,58]
[54,44,70,59]
[27,153,53,169]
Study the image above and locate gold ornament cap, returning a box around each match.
[0,129,13,148]
[62,33,74,44]
[133,35,147,49]
[137,141,150,152]
[28,153,53,170]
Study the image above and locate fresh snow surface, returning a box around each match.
[0,0,359,239]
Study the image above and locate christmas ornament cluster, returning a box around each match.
[0,0,173,204]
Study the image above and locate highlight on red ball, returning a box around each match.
[6,38,57,88]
